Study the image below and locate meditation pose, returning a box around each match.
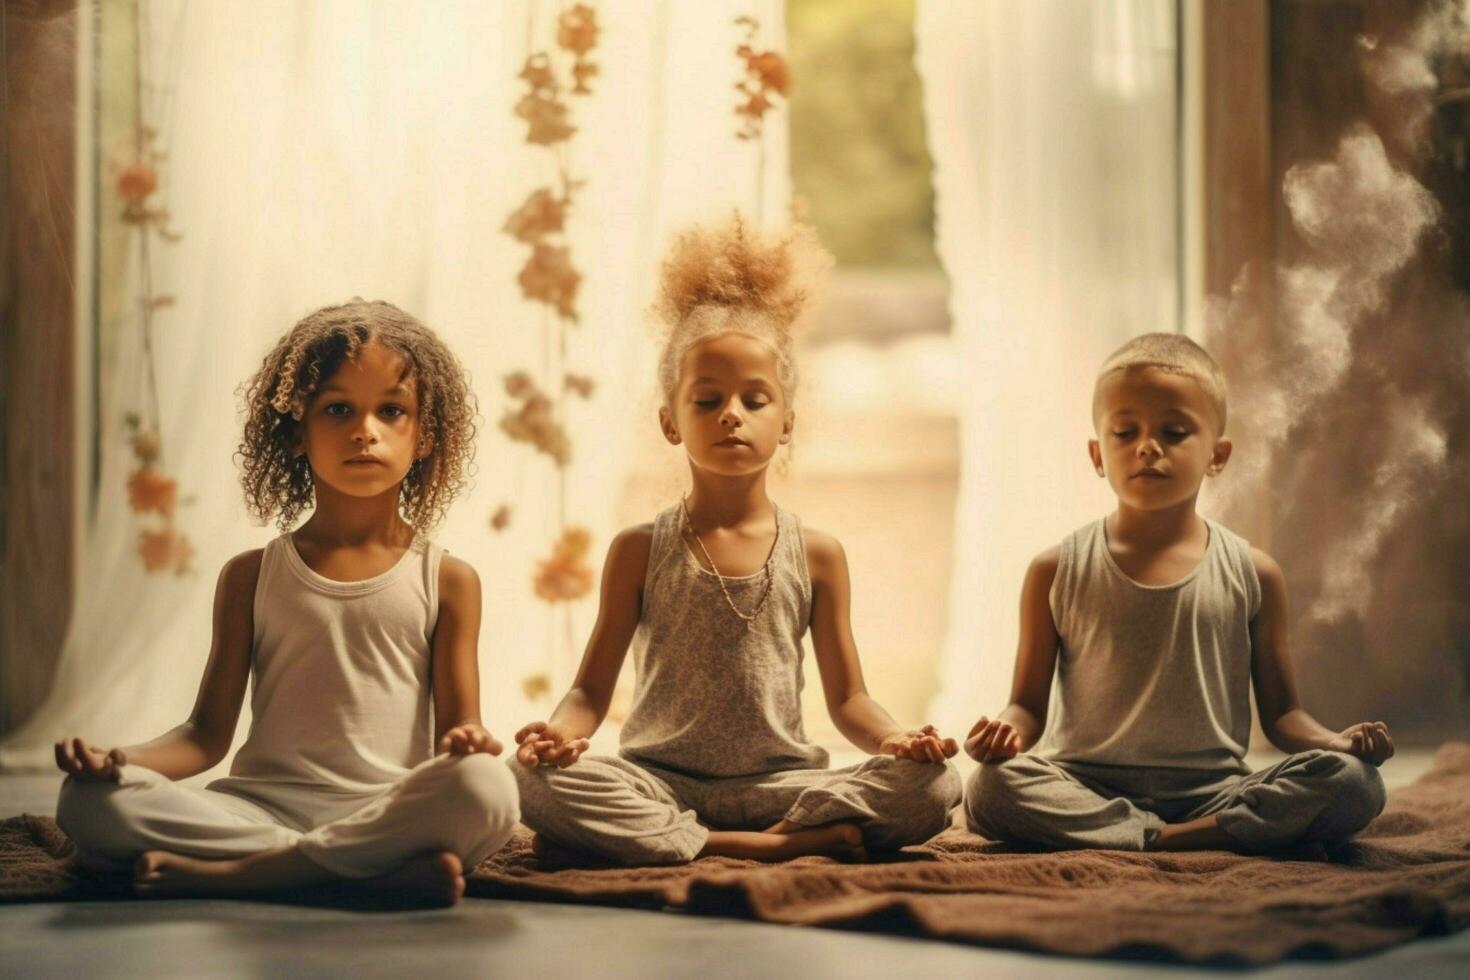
[54,300,518,904]
[963,334,1390,853]
[512,216,962,865]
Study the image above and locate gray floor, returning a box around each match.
[3,753,1467,980]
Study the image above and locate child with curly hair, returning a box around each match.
[53,300,517,905]
[511,216,962,865]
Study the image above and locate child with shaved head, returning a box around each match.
[962,333,1390,853]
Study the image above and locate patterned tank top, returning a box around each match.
[618,503,829,778]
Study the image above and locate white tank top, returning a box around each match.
[1035,517,1261,777]
[210,533,441,800]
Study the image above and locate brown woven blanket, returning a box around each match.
[5,744,1469,964]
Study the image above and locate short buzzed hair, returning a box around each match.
[1093,333,1228,432]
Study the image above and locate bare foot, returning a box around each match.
[134,848,465,906]
[371,852,465,907]
[525,833,605,867]
[701,822,867,862]
[1150,814,1239,852]
[800,822,867,861]
[134,851,248,897]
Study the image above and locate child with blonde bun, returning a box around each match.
[512,216,962,864]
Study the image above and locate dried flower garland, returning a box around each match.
[532,526,595,602]
[121,1,191,576]
[734,15,791,142]
[498,3,601,610]
[124,415,192,574]
[499,371,571,466]
[521,672,553,702]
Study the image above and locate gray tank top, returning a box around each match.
[210,533,441,800]
[1035,517,1261,777]
[618,503,829,778]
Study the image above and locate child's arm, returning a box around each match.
[54,550,259,782]
[965,548,1059,763]
[513,525,650,768]
[1250,548,1394,764]
[431,556,502,756]
[807,529,956,763]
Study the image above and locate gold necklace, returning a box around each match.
[680,496,776,626]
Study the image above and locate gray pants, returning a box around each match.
[513,753,962,866]
[965,750,1385,853]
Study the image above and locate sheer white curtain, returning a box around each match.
[1,0,784,769]
[917,1,1181,733]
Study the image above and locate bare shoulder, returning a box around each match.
[1249,546,1286,592]
[588,523,654,607]
[606,522,655,575]
[213,550,263,636]
[613,521,654,547]
[1027,545,1061,583]
[438,553,482,605]
[801,527,847,581]
[611,522,654,556]
[1031,545,1061,572]
[218,548,264,596]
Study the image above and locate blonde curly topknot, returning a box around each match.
[654,214,832,404]
[236,299,477,532]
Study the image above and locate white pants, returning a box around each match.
[56,753,520,878]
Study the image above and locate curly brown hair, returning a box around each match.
[237,299,477,532]
[654,213,831,404]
